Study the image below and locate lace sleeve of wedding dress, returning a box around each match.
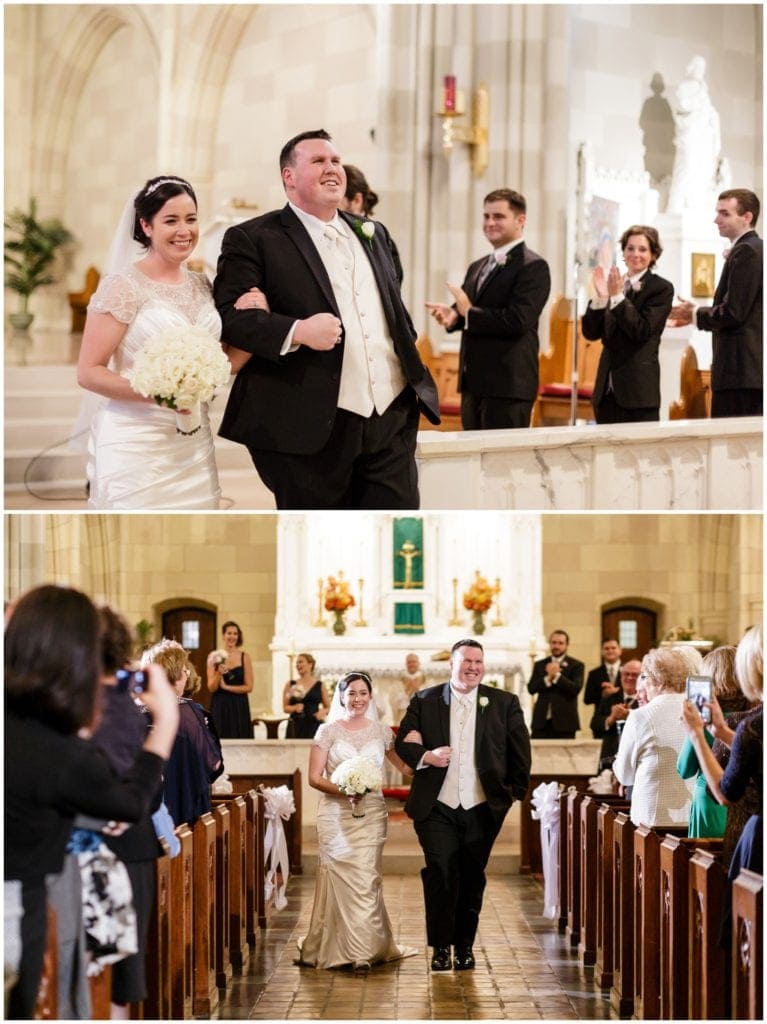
[88,272,139,325]
[314,722,334,750]
[381,723,395,750]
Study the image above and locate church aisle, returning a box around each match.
[218,873,616,1020]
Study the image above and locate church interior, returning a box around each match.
[3,1,763,1020]
[4,3,763,510]
[4,511,763,1018]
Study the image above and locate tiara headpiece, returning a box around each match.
[145,177,189,196]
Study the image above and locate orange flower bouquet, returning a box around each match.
[462,573,494,635]
[324,575,355,635]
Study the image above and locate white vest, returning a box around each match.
[320,223,406,417]
[438,688,486,810]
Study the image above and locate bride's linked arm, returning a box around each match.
[223,285,271,373]
[386,746,414,778]
[77,312,155,403]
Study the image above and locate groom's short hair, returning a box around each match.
[280,129,333,171]
[451,638,484,655]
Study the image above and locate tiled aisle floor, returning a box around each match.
[218,873,616,1020]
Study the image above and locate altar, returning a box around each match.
[263,514,546,720]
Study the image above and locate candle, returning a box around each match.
[288,635,295,655]
[443,74,456,112]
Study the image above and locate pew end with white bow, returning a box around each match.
[260,784,296,912]
[529,781,562,920]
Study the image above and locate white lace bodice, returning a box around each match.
[315,719,394,775]
[88,265,221,376]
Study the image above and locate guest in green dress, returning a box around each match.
[676,645,752,838]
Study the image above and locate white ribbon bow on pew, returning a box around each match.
[530,780,561,920]
[262,785,296,911]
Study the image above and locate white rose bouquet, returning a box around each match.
[127,325,231,435]
[331,755,382,817]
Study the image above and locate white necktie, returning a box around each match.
[323,224,353,272]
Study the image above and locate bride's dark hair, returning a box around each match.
[133,176,197,246]
[337,671,373,702]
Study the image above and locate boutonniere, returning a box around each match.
[478,695,490,714]
[352,219,375,248]
[631,280,643,292]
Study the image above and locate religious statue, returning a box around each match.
[396,539,421,589]
[667,55,728,214]
[638,72,675,192]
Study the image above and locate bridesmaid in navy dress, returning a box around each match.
[207,620,254,738]
[282,653,331,739]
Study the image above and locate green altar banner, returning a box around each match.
[394,602,424,634]
[393,517,423,589]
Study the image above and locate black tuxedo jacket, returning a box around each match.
[213,206,440,455]
[447,242,551,402]
[527,655,585,734]
[581,271,674,411]
[395,682,531,824]
[583,664,623,708]
[696,230,763,393]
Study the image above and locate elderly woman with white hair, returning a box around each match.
[613,647,695,826]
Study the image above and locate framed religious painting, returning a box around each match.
[691,252,715,298]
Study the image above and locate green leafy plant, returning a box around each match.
[4,198,73,316]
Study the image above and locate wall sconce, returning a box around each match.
[436,75,489,177]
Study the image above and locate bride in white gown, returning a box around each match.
[78,175,258,510]
[299,672,418,970]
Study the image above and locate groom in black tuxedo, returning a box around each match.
[214,129,439,509]
[395,639,531,971]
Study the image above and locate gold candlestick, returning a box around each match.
[491,577,504,627]
[448,577,462,626]
[313,577,327,627]
[354,577,368,627]
[286,636,296,680]
[528,636,538,671]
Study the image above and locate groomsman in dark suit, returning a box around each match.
[670,188,763,417]
[583,637,623,735]
[527,629,585,739]
[214,129,439,509]
[426,188,551,429]
[395,639,531,972]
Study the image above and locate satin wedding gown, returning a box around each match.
[297,719,417,969]
[86,265,222,509]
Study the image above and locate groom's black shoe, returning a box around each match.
[453,946,475,970]
[430,946,452,971]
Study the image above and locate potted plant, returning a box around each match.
[4,198,73,331]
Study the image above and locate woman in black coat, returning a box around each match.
[581,224,674,423]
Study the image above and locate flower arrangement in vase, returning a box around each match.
[324,575,355,635]
[462,572,495,635]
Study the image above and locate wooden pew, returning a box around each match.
[229,770,302,874]
[520,772,593,876]
[557,788,570,933]
[565,788,587,947]
[88,966,111,1020]
[594,800,630,989]
[659,835,723,1021]
[631,824,689,1021]
[531,295,601,426]
[579,795,629,968]
[67,265,100,333]
[34,903,58,1019]
[668,344,711,419]
[610,812,635,1017]
[731,868,762,1021]
[169,824,194,1020]
[143,850,172,1019]
[192,813,218,1017]
[213,795,250,969]
[416,336,461,431]
[688,847,727,1020]
[212,803,233,990]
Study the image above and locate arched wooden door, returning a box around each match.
[162,606,216,708]
[601,605,657,663]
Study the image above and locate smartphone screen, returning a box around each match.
[686,675,713,723]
